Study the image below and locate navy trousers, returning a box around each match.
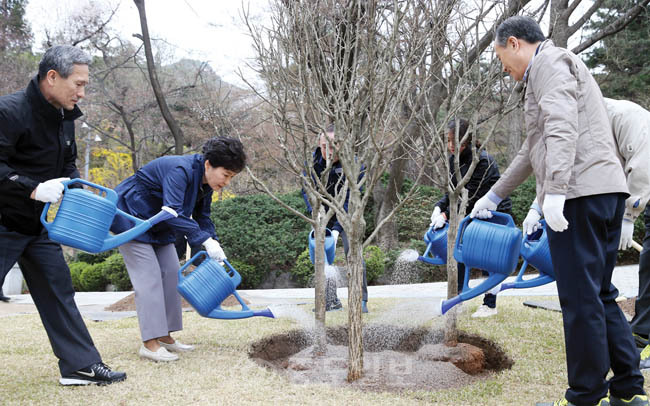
[0,224,101,376]
[547,193,644,404]
[631,204,650,337]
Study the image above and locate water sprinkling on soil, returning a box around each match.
[390,249,422,284]
[373,299,444,326]
[324,264,338,280]
[267,305,315,330]
[398,248,420,262]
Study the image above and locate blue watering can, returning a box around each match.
[418,222,448,265]
[177,251,274,320]
[440,212,521,314]
[41,179,176,253]
[308,228,336,265]
[500,220,555,291]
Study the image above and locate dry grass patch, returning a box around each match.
[0,296,648,405]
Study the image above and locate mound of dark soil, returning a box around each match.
[249,325,512,393]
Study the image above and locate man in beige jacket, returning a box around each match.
[602,99,650,372]
[471,15,647,406]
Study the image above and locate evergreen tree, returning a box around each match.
[0,0,32,51]
[584,0,650,105]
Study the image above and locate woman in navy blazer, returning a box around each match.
[111,137,246,362]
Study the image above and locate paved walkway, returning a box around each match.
[0,264,640,321]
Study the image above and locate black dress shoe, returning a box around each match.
[0,295,10,302]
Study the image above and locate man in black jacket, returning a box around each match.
[0,45,126,386]
[430,119,513,318]
[302,126,368,313]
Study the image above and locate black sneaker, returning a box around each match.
[59,362,126,386]
[610,394,649,406]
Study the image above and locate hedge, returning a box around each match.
[209,191,312,287]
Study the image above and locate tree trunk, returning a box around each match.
[133,0,185,154]
[374,141,406,251]
[443,191,459,344]
[312,205,328,355]
[549,0,570,48]
[346,214,366,381]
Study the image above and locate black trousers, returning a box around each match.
[631,204,650,337]
[547,193,644,404]
[0,224,101,376]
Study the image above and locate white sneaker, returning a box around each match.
[139,345,179,362]
[158,340,195,352]
[471,305,497,318]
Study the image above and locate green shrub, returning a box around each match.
[68,261,89,291]
[227,259,259,290]
[363,245,386,283]
[80,262,109,292]
[76,249,115,265]
[291,248,314,288]
[103,253,132,291]
[509,175,537,227]
[396,185,442,243]
[210,191,311,288]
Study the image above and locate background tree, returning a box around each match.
[133,0,186,154]
[583,0,650,106]
[0,0,35,96]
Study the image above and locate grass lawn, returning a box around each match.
[1,296,648,405]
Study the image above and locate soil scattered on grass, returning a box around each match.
[249,325,512,393]
[104,292,249,312]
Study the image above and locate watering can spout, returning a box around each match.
[253,308,275,318]
[440,213,521,314]
[101,206,178,251]
[178,255,278,321]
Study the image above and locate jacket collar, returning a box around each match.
[26,75,83,122]
[523,39,553,84]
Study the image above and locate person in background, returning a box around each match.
[605,98,650,370]
[302,125,368,313]
[522,98,650,375]
[111,137,246,362]
[0,45,126,386]
[430,118,514,318]
[475,15,646,406]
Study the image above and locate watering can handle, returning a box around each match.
[178,250,209,282]
[40,178,118,230]
[455,216,472,263]
[62,178,118,202]
[488,211,515,227]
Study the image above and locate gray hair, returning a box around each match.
[38,45,91,79]
[495,16,545,47]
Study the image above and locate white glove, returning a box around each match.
[619,219,634,250]
[522,208,542,235]
[33,177,69,203]
[203,238,226,261]
[542,194,568,232]
[470,195,498,219]
[430,206,446,229]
